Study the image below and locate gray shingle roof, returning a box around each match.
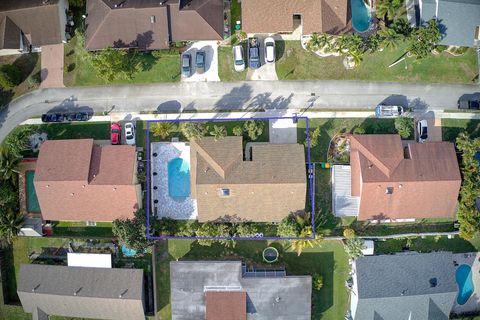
[421,0,480,47]
[18,264,145,320]
[353,252,457,320]
[170,261,311,320]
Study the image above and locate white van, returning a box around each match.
[233,45,245,72]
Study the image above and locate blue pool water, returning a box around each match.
[122,245,137,257]
[456,264,474,305]
[168,157,190,198]
[351,0,371,33]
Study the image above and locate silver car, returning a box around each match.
[125,122,136,145]
[233,45,245,72]
[375,104,403,117]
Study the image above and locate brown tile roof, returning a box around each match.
[34,139,140,222]
[190,137,306,222]
[241,0,349,35]
[0,0,63,49]
[205,291,246,320]
[85,0,223,51]
[350,135,461,220]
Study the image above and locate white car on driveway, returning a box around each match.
[233,45,245,72]
[417,119,428,143]
[264,37,275,64]
[125,122,136,145]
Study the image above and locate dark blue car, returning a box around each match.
[248,37,260,69]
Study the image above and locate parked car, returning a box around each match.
[417,119,428,143]
[181,53,191,77]
[375,104,403,117]
[458,97,480,110]
[264,37,275,64]
[111,123,122,145]
[41,113,66,123]
[66,112,90,122]
[232,45,245,72]
[124,122,136,145]
[248,37,261,69]
[195,50,205,74]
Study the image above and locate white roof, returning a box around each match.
[361,240,374,256]
[67,253,112,268]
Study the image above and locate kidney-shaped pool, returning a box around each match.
[456,264,474,305]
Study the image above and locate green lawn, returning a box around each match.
[52,221,113,237]
[276,41,478,84]
[155,239,349,320]
[375,234,480,254]
[0,53,40,107]
[230,0,241,31]
[218,46,247,81]
[20,122,110,140]
[0,304,31,320]
[442,119,480,142]
[64,35,180,86]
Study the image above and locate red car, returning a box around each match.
[111,123,121,145]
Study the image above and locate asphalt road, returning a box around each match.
[0,80,479,142]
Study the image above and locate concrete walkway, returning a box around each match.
[40,44,64,88]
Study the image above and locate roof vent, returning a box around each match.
[32,284,40,292]
[150,15,156,23]
[45,185,50,188]
[74,287,82,296]
[119,289,128,298]
[70,193,75,196]
[429,278,437,287]
[385,187,393,195]
[368,164,373,169]
[275,296,281,303]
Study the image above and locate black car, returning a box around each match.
[248,37,260,69]
[458,97,480,110]
[41,113,65,123]
[66,112,90,122]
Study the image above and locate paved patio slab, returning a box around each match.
[40,44,64,88]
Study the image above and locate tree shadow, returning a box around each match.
[214,83,253,111]
[380,94,408,108]
[12,53,39,83]
[157,100,182,113]
[113,31,155,50]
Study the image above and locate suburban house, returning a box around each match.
[0,0,68,56]
[170,261,312,320]
[18,264,145,320]
[350,252,457,320]
[34,139,141,222]
[190,136,306,222]
[332,134,461,221]
[241,0,350,36]
[85,0,224,50]
[409,0,480,47]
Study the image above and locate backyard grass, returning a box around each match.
[375,234,480,254]
[276,41,478,84]
[442,119,480,142]
[21,122,110,140]
[52,221,113,237]
[64,35,181,86]
[230,0,241,31]
[0,53,41,107]
[155,239,349,320]
[218,46,247,81]
[0,304,31,320]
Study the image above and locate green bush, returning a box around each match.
[243,120,265,141]
[277,216,300,238]
[313,273,324,291]
[394,117,413,139]
[0,64,22,88]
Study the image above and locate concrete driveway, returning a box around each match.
[181,41,220,82]
[40,44,64,88]
[414,111,443,142]
[246,35,278,81]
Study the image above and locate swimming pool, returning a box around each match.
[168,157,190,198]
[351,0,371,33]
[26,171,41,213]
[456,264,474,305]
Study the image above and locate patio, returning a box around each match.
[151,142,198,220]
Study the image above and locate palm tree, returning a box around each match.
[379,28,401,50]
[344,237,366,259]
[307,33,321,51]
[209,125,227,141]
[0,208,24,246]
[290,226,323,256]
[151,122,177,140]
[0,147,20,186]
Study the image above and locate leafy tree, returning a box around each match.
[277,216,300,238]
[366,34,382,52]
[0,183,18,207]
[235,223,258,237]
[391,18,413,37]
[243,120,265,141]
[3,126,33,158]
[196,223,233,247]
[343,228,355,239]
[304,127,321,147]
[0,208,24,246]
[91,48,142,82]
[180,122,207,140]
[0,64,22,88]
[232,125,243,136]
[209,125,227,141]
[177,220,200,237]
[151,122,177,139]
[394,117,413,139]
[290,226,323,256]
[352,127,366,134]
[344,237,366,259]
[0,148,20,186]
[68,0,86,7]
[376,0,405,21]
[313,273,324,291]
[379,28,402,50]
[407,19,441,60]
[112,209,153,253]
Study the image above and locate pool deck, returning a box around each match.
[452,252,480,314]
[151,142,198,220]
[19,160,41,219]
